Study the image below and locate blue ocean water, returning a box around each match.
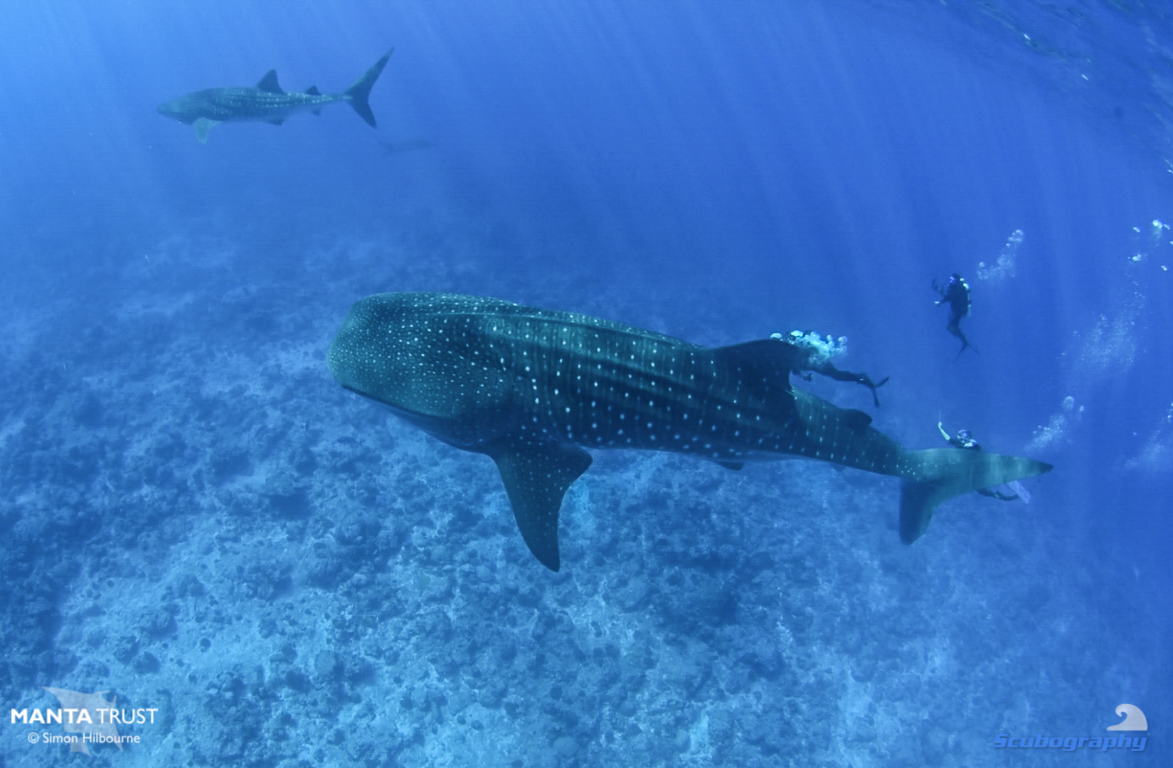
[0,1,1169,765]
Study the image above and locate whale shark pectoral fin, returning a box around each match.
[716,460,744,471]
[486,440,592,572]
[193,118,220,143]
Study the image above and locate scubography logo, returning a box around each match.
[994,704,1148,753]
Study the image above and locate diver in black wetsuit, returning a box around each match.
[933,273,977,355]
[772,330,889,407]
[937,421,1019,501]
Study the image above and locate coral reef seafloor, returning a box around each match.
[0,238,1160,768]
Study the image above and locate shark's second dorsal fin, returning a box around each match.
[257,70,283,94]
[486,440,592,572]
[307,86,323,115]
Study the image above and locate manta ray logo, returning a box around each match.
[993,703,1149,753]
[11,687,157,755]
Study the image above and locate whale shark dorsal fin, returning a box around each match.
[843,409,872,432]
[710,340,800,417]
[486,440,592,572]
[712,340,798,391]
[257,69,283,93]
[193,117,220,143]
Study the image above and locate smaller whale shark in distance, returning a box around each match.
[157,50,392,143]
[329,293,1054,571]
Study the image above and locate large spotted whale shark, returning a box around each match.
[328,292,1052,571]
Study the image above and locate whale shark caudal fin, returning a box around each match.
[899,448,1052,544]
[486,440,593,572]
[344,49,393,128]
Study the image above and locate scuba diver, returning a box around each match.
[770,330,889,407]
[932,273,977,355]
[937,421,1022,501]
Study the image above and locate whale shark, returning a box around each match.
[157,50,392,143]
[328,292,1053,571]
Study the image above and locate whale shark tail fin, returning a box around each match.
[899,448,1052,543]
[344,49,393,127]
